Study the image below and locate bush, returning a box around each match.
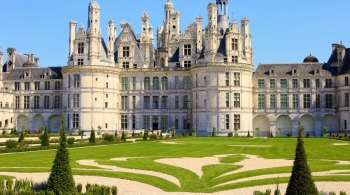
[287,133,293,138]
[121,130,126,141]
[67,138,75,145]
[340,191,347,195]
[150,134,158,140]
[18,131,25,143]
[111,186,118,195]
[212,127,216,137]
[143,130,148,140]
[6,179,13,190]
[254,189,271,195]
[41,131,50,147]
[103,134,115,142]
[228,132,233,137]
[89,129,96,143]
[270,132,274,138]
[132,130,135,137]
[76,183,82,193]
[247,131,251,137]
[5,140,18,149]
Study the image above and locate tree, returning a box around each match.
[212,127,216,137]
[18,129,25,143]
[89,128,96,143]
[46,116,77,194]
[41,130,50,146]
[143,129,148,140]
[121,130,126,141]
[285,124,318,195]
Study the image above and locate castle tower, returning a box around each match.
[207,3,218,30]
[0,48,3,81]
[108,19,117,62]
[140,13,152,66]
[196,16,203,53]
[69,21,77,59]
[87,0,102,64]
[216,0,229,31]
[164,0,174,21]
[6,48,16,72]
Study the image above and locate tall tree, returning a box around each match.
[285,124,318,195]
[46,116,77,194]
[89,128,96,143]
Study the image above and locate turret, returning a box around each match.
[87,0,102,64]
[196,16,203,53]
[6,48,16,72]
[141,13,150,38]
[241,17,253,64]
[207,3,218,29]
[69,21,77,58]
[216,0,229,31]
[108,20,116,62]
[164,0,174,21]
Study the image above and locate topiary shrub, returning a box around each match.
[228,132,233,137]
[340,191,347,195]
[89,129,96,143]
[67,138,75,145]
[143,130,148,140]
[46,115,77,194]
[287,133,292,138]
[76,183,82,193]
[121,130,126,141]
[18,130,25,143]
[270,132,274,138]
[253,189,271,195]
[102,134,115,142]
[132,130,135,137]
[41,131,50,147]
[285,124,318,195]
[247,131,251,137]
[111,186,118,195]
[150,134,158,140]
[212,127,216,137]
[5,140,18,149]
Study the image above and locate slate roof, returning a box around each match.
[216,36,227,57]
[335,48,350,75]
[113,23,145,64]
[169,48,180,62]
[4,67,62,80]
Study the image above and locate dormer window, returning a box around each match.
[316,69,319,74]
[184,44,191,56]
[293,70,297,74]
[123,46,130,57]
[271,70,274,74]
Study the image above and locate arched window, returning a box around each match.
[144,77,150,90]
[160,58,165,67]
[161,76,168,90]
[153,77,160,90]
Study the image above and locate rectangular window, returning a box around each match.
[121,115,128,130]
[45,81,51,90]
[258,79,265,88]
[152,116,158,130]
[67,94,71,108]
[175,116,179,129]
[73,94,80,108]
[153,96,159,109]
[35,82,40,90]
[54,95,61,109]
[55,81,61,90]
[225,114,230,130]
[234,93,240,108]
[231,38,238,50]
[133,64,137,69]
[161,96,168,109]
[292,94,299,109]
[280,79,287,88]
[77,59,83,65]
[183,95,191,109]
[234,114,240,129]
[132,96,136,109]
[34,96,40,109]
[68,75,71,88]
[73,114,79,128]
[183,76,191,89]
[175,76,179,89]
[316,79,320,88]
[345,77,349,86]
[143,115,150,130]
[226,93,230,108]
[15,82,20,90]
[161,116,169,129]
[132,77,136,90]
[67,114,70,129]
[225,72,229,86]
[122,77,128,90]
[123,46,130,57]
[122,96,128,109]
[281,94,288,109]
[78,43,84,54]
[270,79,275,88]
[184,44,191,56]
[234,73,240,87]
[144,96,150,109]
[258,94,265,109]
[292,79,298,88]
[270,94,276,109]
[23,96,29,109]
[44,96,50,109]
[184,61,191,68]
[132,115,136,129]
[123,62,130,69]
[25,82,30,90]
[15,96,20,109]
[232,56,238,63]
[74,75,80,88]
[303,94,311,109]
[316,94,320,108]
[175,96,179,109]
[325,94,333,108]
[105,102,108,108]
[325,79,332,88]
[345,93,349,107]
[183,116,191,129]
[303,79,310,88]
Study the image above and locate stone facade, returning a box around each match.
[0,0,348,136]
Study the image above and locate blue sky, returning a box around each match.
[1,0,350,69]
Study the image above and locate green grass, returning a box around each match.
[0,137,349,193]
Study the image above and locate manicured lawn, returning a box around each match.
[0,137,349,193]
